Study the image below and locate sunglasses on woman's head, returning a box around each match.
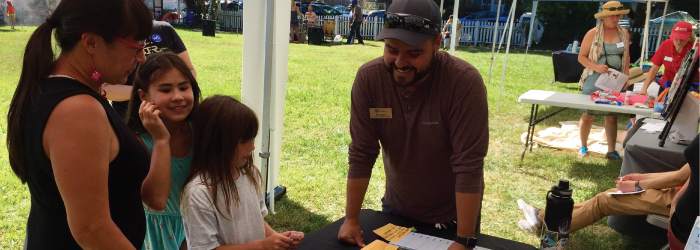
[115,37,146,57]
[604,6,625,11]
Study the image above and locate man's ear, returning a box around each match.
[434,34,442,52]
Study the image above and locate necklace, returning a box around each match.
[49,74,107,100]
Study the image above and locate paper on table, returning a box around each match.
[374,223,412,243]
[362,240,399,250]
[607,190,646,195]
[390,232,491,250]
[682,217,700,249]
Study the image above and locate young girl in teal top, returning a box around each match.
[126,52,202,250]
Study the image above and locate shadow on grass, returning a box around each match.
[568,161,622,195]
[265,196,334,234]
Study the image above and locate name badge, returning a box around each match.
[370,108,392,119]
[664,56,673,62]
[616,42,624,48]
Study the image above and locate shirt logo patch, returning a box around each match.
[151,34,162,43]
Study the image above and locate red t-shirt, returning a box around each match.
[8,5,15,14]
[650,39,699,86]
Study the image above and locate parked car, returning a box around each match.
[367,10,385,19]
[459,11,508,23]
[620,11,699,35]
[518,12,544,43]
[333,5,350,15]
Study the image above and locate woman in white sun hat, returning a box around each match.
[577,0,630,160]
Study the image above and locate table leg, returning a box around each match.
[530,104,539,152]
[521,104,536,161]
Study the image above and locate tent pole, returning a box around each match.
[449,0,460,55]
[487,0,504,85]
[497,0,517,111]
[522,0,538,72]
[439,0,444,18]
[261,0,275,214]
[640,0,651,65]
[655,1,668,52]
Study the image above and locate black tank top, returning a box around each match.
[23,77,150,249]
[670,135,700,243]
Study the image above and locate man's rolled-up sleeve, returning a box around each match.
[348,69,380,179]
[450,69,489,193]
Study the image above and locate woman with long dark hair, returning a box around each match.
[6,0,158,249]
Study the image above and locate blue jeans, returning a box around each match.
[346,22,363,44]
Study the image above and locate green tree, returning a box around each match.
[669,0,698,19]
[534,1,599,49]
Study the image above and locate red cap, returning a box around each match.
[670,21,693,40]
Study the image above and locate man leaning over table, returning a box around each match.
[336,0,488,249]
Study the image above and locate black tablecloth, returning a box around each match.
[297,209,537,250]
[552,50,585,83]
[607,126,688,243]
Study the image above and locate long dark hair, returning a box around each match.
[6,0,153,183]
[183,95,262,219]
[125,52,202,134]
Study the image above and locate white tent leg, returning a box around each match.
[655,2,668,52]
[449,0,460,55]
[640,0,652,65]
[487,0,504,85]
[522,0,538,72]
[439,0,444,18]
[497,0,517,111]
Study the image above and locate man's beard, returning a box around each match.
[386,53,435,89]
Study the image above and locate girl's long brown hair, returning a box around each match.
[183,95,262,219]
[125,52,202,134]
[6,0,152,183]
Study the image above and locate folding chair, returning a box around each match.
[646,214,670,250]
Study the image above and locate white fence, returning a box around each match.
[217,10,670,52]
[217,10,527,46]
[627,27,671,56]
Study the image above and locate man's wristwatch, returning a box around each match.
[635,181,643,192]
[455,236,477,248]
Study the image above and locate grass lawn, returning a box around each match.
[0,26,666,249]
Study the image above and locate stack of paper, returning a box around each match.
[362,223,490,250]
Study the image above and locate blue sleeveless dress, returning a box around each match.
[140,127,192,250]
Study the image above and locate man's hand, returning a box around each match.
[447,242,470,250]
[337,220,365,247]
[615,180,637,193]
[621,173,646,181]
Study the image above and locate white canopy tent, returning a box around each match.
[487,0,670,110]
[241,0,290,214]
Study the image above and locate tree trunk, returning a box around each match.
[197,0,206,20]
[211,0,219,21]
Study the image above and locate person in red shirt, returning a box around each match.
[637,21,699,96]
[7,0,15,30]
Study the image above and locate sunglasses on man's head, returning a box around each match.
[604,6,625,11]
[115,37,146,58]
[383,13,440,35]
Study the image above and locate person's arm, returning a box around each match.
[448,69,489,249]
[102,84,134,101]
[177,51,197,78]
[617,164,690,192]
[139,101,172,211]
[578,29,608,74]
[44,95,136,250]
[637,64,661,96]
[670,178,690,217]
[338,69,380,248]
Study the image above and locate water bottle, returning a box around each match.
[572,38,579,54]
[625,90,632,105]
[539,180,574,250]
